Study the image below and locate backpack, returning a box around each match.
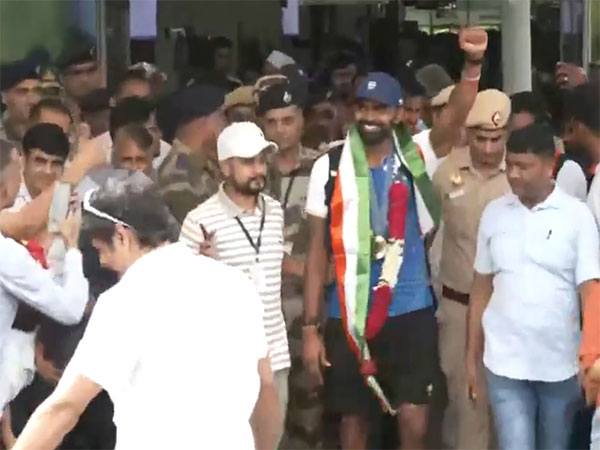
[323,144,343,253]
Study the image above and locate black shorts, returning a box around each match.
[323,307,437,414]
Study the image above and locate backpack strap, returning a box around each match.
[324,144,343,254]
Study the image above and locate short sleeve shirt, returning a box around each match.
[61,243,268,449]
[432,146,509,293]
[474,187,600,381]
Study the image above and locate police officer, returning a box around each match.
[432,89,511,449]
[257,79,324,448]
[157,84,227,223]
[57,39,101,105]
[0,55,42,145]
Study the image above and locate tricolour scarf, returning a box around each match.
[329,125,440,413]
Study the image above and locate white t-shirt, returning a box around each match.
[61,243,268,449]
[305,136,441,220]
[474,187,600,382]
[556,159,588,201]
[587,168,600,231]
[412,129,444,178]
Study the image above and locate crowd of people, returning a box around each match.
[0,23,599,450]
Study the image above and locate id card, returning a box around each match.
[250,262,266,291]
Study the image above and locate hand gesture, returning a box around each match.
[302,328,330,388]
[199,224,217,258]
[59,207,82,250]
[466,352,479,402]
[459,27,488,62]
[555,62,587,89]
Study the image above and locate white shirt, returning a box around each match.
[180,187,290,372]
[587,168,600,231]
[9,182,32,212]
[474,187,600,381]
[61,243,268,449]
[0,231,88,354]
[93,131,171,170]
[412,129,444,178]
[556,159,588,201]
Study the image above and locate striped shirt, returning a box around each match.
[179,184,290,372]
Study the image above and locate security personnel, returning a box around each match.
[432,89,511,449]
[223,86,256,124]
[157,84,227,223]
[0,55,42,145]
[57,37,101,104]
[257,80,324,449]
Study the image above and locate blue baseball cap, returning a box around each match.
[356,72,403,108]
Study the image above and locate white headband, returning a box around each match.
[83,189,131,228]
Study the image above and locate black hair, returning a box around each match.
[329,51,358,72]
[29,97,73,123]
[506,123,555,158]
[109,96,154,139]
[115,69,151,97]
[564,82,600,135]
[510,91,549,125]
[84,183,180,249]
[397,67,426,98]
[114,123,153,152]
[211,36,233,51]
[36,317,88,370]
[22,123,69,160]
[0,139,16,177]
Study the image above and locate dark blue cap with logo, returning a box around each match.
[356,72,403,108]
[0,50,46,91]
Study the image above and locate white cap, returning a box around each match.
[266,50,295,69]
[217,122,277,162]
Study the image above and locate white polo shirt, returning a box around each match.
[475,186,600,382]
[61,243,268,449]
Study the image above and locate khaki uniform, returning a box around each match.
[157,139,221,223]
[432,146,509,449]
[267,145,325,449]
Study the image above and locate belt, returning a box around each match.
[442,285,469,306]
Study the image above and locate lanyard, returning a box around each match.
[234,197,266,259]
[282,169,300,211]
[369,152,397,237]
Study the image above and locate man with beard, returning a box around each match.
[302,27,487,450]
[157,84,227,223]
[180,122,290,446]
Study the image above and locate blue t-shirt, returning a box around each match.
[327,163,433,318]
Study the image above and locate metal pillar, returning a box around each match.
[501,0,532,94]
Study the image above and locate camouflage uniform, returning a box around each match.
[0,114,22,149]
[267,145,325,449]
[157,139,221,223]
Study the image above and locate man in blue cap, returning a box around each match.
[302,27,488,450]
[0,55,42,145]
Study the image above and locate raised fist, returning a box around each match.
[555,62,587,89]
[459,27,488,62]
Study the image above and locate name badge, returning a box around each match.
[250,262,266,291]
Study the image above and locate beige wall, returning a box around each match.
[156,0,282,89]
